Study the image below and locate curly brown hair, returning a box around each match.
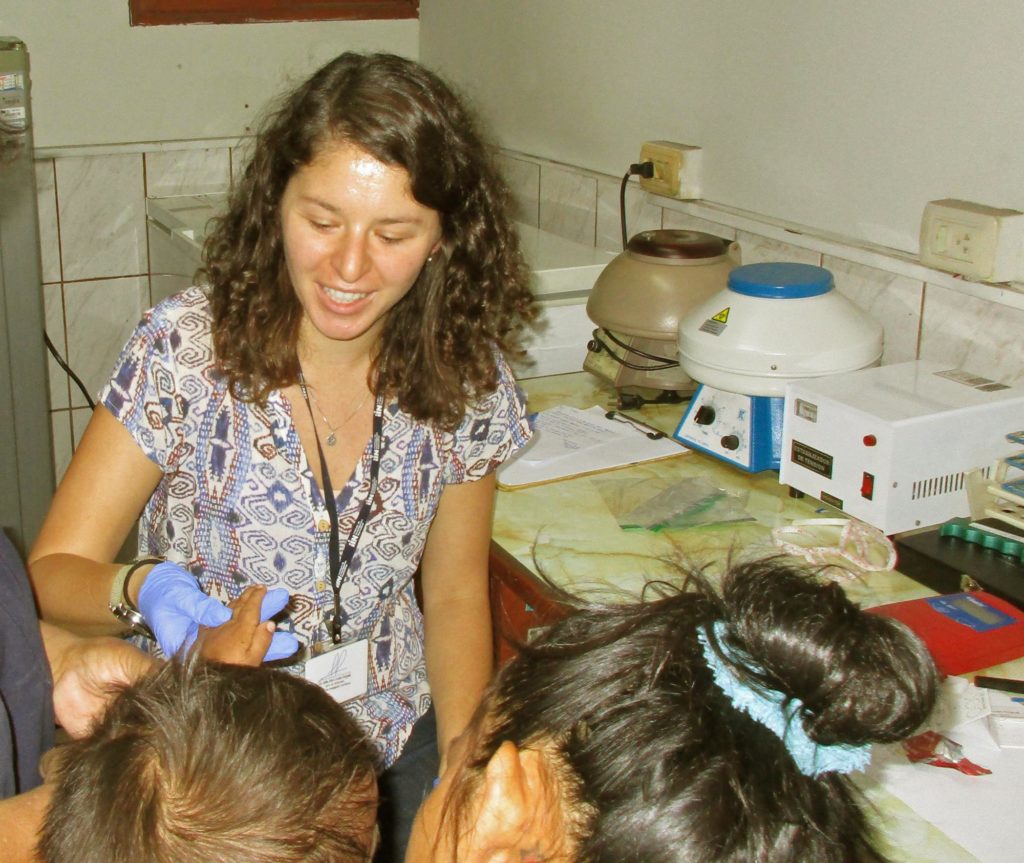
[203,52,537,430]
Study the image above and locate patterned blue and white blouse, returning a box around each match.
[100,287,531,767]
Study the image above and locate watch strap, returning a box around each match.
[109,557,161,638]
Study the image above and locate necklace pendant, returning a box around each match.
[326,432,337,447]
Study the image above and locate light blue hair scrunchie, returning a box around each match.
[698,621,871,778]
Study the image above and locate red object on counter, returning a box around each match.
[902,730,991,776]
[868,590,1024,676]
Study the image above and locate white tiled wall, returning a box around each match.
[34,141,1024,487]
[538,163,598,247]
[826,257,923,367]
[919,283,1024,383]
[34,144,235,483]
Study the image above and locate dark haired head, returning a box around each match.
[205,51,536,428]
[39,658,378,863]
[424,558,937,863]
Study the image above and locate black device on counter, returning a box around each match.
[895,520,1024,610]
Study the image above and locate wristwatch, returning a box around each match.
[109,557,161,639]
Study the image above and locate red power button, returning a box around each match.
[861,472,875,500]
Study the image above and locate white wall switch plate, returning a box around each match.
[919,198,1024,282]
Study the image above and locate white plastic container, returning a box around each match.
[678,262,882,397]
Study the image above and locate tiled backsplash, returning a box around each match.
[34,143,240,481]
[34,142,1024,486]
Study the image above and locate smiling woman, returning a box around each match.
[27,51,537,863]
[128,0,418,26]
[279,143,443,355]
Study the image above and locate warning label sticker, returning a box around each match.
[698,307,730,335]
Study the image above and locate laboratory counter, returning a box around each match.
[488,371,1023,863]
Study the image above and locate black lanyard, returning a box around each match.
[298,376,385,644]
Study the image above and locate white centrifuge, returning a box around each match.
[673,262,883,472]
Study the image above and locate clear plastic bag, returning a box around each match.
[600,475,753,532]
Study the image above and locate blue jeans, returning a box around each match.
[375,706,439,863]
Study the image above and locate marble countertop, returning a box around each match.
[495,372,934,609]
[493,371,1022,863]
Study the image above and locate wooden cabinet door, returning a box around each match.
[488,541,567,665]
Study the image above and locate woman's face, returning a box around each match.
[279,142,443,356]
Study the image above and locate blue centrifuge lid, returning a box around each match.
[727,262,833,299]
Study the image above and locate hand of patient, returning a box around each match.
[195,585,299,665]
[138,562,298,662]
[46,628,155,738]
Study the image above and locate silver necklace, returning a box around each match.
[297,369,371,447]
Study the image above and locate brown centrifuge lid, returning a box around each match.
[626,229,729,261]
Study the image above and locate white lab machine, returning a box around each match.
[779,360,1024,535]
[514,224,615,378]
[145,195,611,378]
[146,194,223,303]
[674,262,883,472]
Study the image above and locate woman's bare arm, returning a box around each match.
[28,406,162,635]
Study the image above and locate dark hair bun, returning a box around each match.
[718,559,938,746]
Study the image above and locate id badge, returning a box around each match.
[303,638,369,703]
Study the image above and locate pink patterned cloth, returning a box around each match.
[100,287,530,767]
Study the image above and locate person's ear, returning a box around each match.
[466,741,572,863]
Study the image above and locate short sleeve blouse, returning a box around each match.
[99,288,531,767]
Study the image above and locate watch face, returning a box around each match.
[110,603,152,638]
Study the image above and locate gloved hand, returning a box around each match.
[137,562,298,661]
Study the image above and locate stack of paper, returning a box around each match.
[497,405,688,489]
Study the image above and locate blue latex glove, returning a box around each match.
[137,562,298,661]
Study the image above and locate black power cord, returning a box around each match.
[619,160,655,249]
[587,328,678,371]
[44,330,95,410]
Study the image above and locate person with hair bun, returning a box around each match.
[406,558,938,863]
[29,51,537,861]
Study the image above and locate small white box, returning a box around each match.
[987,690,1024,749]
[920,198,1024,282]
[513,225,614,379]
[779,361,1024,534]
[146,194,225,302]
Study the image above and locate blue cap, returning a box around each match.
[728,262,833,299]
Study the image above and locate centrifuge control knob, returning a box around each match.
[693,405,716,425]
[721,434,740,451]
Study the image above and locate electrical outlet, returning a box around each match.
[638,141,702,199]
[920,198,1024,282]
